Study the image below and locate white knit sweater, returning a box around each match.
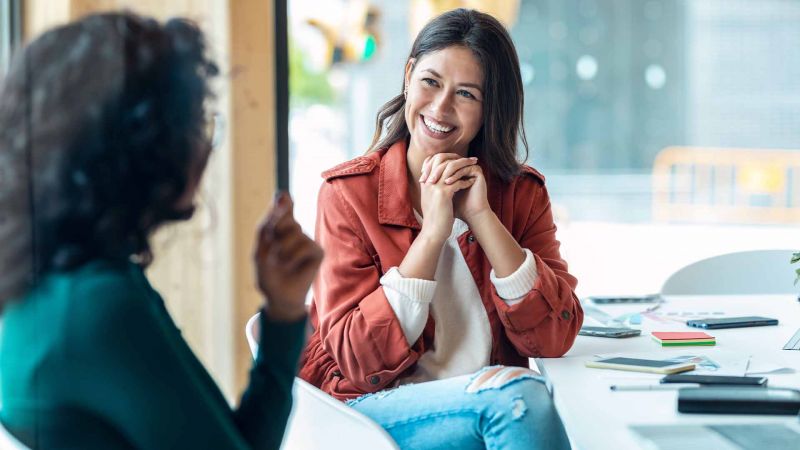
[381,215,538,384]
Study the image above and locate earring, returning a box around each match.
[403,85,408,98]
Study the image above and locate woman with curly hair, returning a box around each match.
[0,12,322,449]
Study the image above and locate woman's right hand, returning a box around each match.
[417,153,478,243]
[253,192,324,322]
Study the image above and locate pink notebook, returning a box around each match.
[652,332,714,341]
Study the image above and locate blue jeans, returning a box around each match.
[346,366,571,450]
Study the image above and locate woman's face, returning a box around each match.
[404,46,484,158]
[173,131,213,215]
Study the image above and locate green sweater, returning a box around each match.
[0,260,305,449]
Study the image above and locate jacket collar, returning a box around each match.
[378,140,421,229]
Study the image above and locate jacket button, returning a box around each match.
[561,310,570,320]
[369,375,380,385]
[468,235,475,243]
[332,370,342,377]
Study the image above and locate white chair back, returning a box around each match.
[661,249,799,295]
[0,420,29,450]
[245,313,399,450]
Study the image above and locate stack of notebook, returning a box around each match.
[651,331,716,346]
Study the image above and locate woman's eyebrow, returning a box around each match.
[421,68,483,92]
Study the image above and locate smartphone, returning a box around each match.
[661,374,768,386]
[579,326,642,338]
[587,294,661,305]
[686,316,778,329]
[585,357,695,374]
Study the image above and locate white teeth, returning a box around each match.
[423,116,453,133]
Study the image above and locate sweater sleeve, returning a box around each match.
[233,312,307,449]
[381,267,435,346]
[62,271,305,450]
[490,248,538,305]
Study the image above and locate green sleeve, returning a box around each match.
[61,272,305,450]
[233,312,307,448]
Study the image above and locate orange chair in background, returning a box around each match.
[652,146,800,225]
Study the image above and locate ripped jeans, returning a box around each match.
[346,366,571,450]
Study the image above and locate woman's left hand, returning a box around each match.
[449,164,490,224]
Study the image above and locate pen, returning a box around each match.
[609,383,700,391]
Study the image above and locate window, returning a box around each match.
[0,0,21,74]
[288,0,800,296]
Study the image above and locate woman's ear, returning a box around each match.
[404,58,416,93]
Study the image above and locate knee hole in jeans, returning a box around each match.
[464,366,540,394]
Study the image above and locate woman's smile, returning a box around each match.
[419,114,456,139]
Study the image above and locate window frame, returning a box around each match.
[275,0,289,191]
[1,0,22,74]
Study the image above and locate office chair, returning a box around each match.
[661,249,799,295]
[245,313,399,450]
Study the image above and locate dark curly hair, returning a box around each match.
[0,12,218,308]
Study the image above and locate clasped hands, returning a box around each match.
[417,153,492,243]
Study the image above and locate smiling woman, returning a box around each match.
[370,8,527,184]
[299,8,580,450]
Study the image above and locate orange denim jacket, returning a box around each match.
[298,141,583,401]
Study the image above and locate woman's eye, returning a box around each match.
[422,78,438,87]
[457,90,476,100]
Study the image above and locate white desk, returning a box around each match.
[535,295,800,449]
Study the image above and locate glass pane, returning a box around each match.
[0,1,11,73]
[288,0,800,296]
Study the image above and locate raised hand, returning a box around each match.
[253,192,324,322]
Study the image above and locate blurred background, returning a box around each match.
[2,0,799,402]
[286,0,800,297]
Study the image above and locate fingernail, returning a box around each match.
[470,157,478,161]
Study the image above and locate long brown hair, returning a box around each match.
[369,8,528,182]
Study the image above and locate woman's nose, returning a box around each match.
[429,90,454,115]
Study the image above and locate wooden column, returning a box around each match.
[226,0,278,393]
